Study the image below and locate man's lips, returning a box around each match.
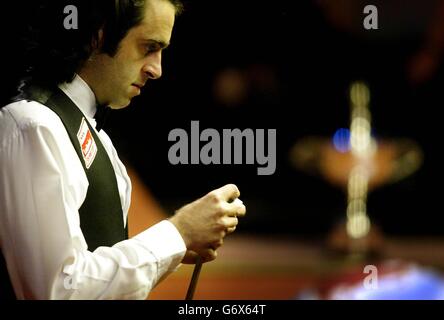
[132,84,144,89]
[131,84,143,96]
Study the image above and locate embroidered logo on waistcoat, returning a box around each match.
[76,118,97,169]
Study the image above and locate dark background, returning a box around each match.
[2,0,443,237]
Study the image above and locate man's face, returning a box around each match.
[79,0,176,109]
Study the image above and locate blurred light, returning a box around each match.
[350,81,370,108]
[347,199,367,218]
[350,117,372,156]
[345,81,375,241]
[346,212,371,239]
[213,68,248,107]
[333,128,351,153]
[352,107,371,123]
[348,166,369,200]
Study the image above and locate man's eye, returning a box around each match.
[145,45,160,55]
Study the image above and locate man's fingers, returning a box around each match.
[227,226,236,234]
[182,250,199,264]
[232,198,246,217]
[198,248,218,263]
[215,184,240,202]
[185,248,218,264]
[212,238,224,249]
[221,216,238,229]
[223,198,246,217]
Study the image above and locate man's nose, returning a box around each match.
[143,51,162,80]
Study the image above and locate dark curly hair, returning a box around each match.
[18,0,183,87]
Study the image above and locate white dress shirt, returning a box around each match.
[0,75,186,299]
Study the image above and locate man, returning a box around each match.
[0,0,246,299]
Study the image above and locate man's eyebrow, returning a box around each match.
[144,39,170,49]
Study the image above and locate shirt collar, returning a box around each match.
[58,74,98,127]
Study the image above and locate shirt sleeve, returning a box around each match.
[0,108,186,300]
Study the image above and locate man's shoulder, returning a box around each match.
[0,99,63,132]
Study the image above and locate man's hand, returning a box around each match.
[169,184,246,263]
[181,249,216,264]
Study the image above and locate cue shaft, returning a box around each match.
[185,256,203,300]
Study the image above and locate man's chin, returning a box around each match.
[109,99,131,110]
